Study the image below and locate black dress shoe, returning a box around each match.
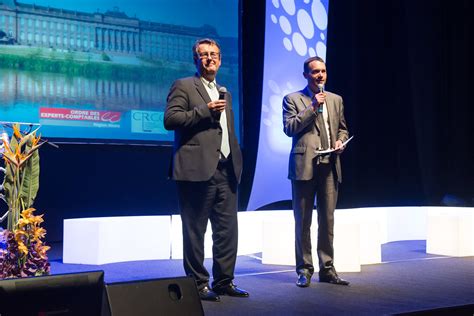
[199,286,220,302]
[296,273,311,287]
[319,274,350,286]
[213,283,249,297]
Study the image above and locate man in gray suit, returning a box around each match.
[283,56,350,287]
[164,38,248,302]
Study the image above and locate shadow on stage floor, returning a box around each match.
[49,240,473,315]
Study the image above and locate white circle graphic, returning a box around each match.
[268,80,282,94]
[283,37,293,51]
[269,95,282,113]
[311,0,328,30]
[279,15,292,35]
[320,32,325,41]
[316,41,327,58]
[308,47,316,57]
[271,114,280,123]
[297,9,314,39]
[281,0,296,15]
[272,0,280,9]
[271,14,277,24]
[292,32,307,56]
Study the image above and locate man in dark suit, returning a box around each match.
[164,38,248,302]
[283,56,350,287]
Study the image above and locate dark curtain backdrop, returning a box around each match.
[30,0,473,242]
[240,0,474,211]
[326,0,474,208]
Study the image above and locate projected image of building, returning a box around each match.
[0,0,236,64]
[0,0,239,142]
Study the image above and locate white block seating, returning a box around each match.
[170,212,265,259]
[62,207,473,266]
[237,211,264,256]
[63,216,171,265]
[261,211,295,266]
[261,210,364,272]
[170,215,213,260]
[335,208,384,265]
[333,217,361,272]
[426,207,474,257]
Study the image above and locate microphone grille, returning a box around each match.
[317,83,324,92]
[218,87,227,93]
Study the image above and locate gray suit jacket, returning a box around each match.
[283,87,349,182]
[164,75,243,183]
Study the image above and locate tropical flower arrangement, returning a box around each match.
[0,124,50,278]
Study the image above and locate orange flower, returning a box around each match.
[14,229,28,241]
[36,244,50,260]
[31,215,44,226]
[21,208,35,219]
[14,143,23,164]
[32,134,41,147]
[17,241,28,256]
[2,141,18,167]
[33,227,46,241]
[12,124,22,140]
[17,217,31,228]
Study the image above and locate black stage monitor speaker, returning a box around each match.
[103,276,204,316]
[0,270,105,316]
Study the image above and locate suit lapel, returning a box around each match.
[300,88,321,133]
[193,76,212,105]
[195,77,233,133]
[300,86,320,132]
[326,93,337,144]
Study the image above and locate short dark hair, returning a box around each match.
[303,56,325,73]
[192,38,221,59]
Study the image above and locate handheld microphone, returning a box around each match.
[218,86,227,100]
[317,83,325,93]
[213,87,227,120]
[317,83,324,113]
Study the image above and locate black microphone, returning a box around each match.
[317,83,324,113]
[218,86,227,100]
[214,87,227,120]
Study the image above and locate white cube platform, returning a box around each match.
[426,207,474,257]
[62,207,473,266]
[261,210,368,272]
[170,212,264,259]
[63,216,171,265]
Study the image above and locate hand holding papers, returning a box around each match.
[315,135,354,155]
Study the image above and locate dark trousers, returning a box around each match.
[292,162,338,276]
[176,160,238,290]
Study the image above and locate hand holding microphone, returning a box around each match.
[218,86,227,101]
[312,83,326,113]
[208,87,227,115]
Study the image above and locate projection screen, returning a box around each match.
[0,0,240,144]
[248,0,329,210]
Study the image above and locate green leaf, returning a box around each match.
[2,139,17,207]
[19,137,40,208]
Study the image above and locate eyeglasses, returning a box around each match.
[198,52,220,60]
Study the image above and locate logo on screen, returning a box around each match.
[39,107,121,128]
[131,110,168,134]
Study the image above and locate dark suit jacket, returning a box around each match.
[164,75,243,183]
[283,87,349,182]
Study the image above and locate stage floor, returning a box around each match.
[49,240,473,315]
